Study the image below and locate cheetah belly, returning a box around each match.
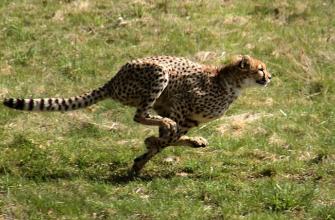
[190,113,223,124]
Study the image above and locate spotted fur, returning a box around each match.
[3,55,271,175]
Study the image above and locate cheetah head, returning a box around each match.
[234,55,271,87]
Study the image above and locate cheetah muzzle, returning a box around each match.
[3,55,271,176]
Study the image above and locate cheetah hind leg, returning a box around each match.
[132,69,177,136]
[129,136,168,176]
[129,135,209,176]
[129,125,174,176]
[129,122,207,176]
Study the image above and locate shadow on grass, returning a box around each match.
[105,169,178,184]
[3,162,180,185]
[0,134,201,184]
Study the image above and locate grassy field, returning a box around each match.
[0,0,334,219]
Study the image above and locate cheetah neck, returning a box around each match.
[217,65,249,91]
[216,65,245,96]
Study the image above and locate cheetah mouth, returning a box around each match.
[256,74,268,86]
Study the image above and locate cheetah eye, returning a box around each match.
[239,60,245,69]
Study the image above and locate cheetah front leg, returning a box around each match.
[171,136,209,148]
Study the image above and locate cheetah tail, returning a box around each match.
[3,86,109,112]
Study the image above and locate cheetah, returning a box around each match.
[3,55,271,175]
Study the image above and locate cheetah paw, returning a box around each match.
[161,118,178,134]
[190,137,209,148]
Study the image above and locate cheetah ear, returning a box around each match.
[239,55,250,69]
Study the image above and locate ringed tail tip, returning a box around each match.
[3,98,25,110]
[3,98,14,108]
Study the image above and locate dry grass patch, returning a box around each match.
[52,0,93,22]
[193,51,226,63]
[268,133,287,147]
[217,112,273,137]
[0,61,13,76]
[67,111,126,132]
[223,15,250,25]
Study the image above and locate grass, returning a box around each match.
[0,0,334,219]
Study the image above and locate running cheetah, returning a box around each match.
[3,55,271,175]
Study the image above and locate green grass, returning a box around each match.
[0,0,334,219]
